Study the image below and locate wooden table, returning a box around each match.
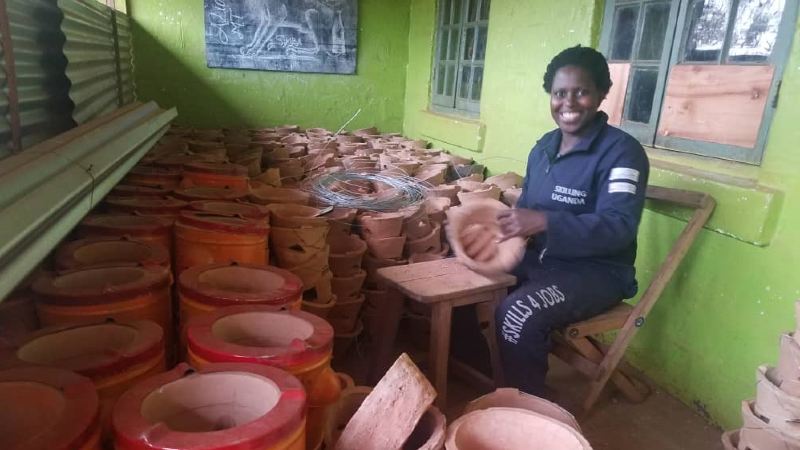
[372,258,517,408]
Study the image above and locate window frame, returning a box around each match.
[599,0,799,165]
[431,0,490,117]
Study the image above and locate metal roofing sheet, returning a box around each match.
[59,0,119,124]
[116,11,135,105]
[0,30,11,159]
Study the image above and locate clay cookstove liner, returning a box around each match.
[187,305,333,366]
[55,237,170,270]
[33,265,171,305]
[463,388,581,433]
[446,198,525,275]
[111,184,172,197]
[177,211,269,235]
[104,196,188,216]
[112,363,305,449]
[14,320,164,378]
[173,187,249,202]
[187,200,270,221]
[0,366,99,449]
[78,214,173,238]
[179,263,303,307]
[446,407,591,450]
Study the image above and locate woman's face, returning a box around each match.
[550,65,605,136]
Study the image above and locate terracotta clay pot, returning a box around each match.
[485,172,524,190]
[176,183,248,200]
[111,363,306,450]
[181,162,249,190]
[55,237,170,271]
[366,235,407,260]
[502,187,523,207]
[77,214,174,253]
[329,235,368,277]
[401,205,433,240]
[408,243,451,264]
[104,196,188,219]
[777,333,800,395]
[415,164,448,186]
[428,184,461,206]
[445,407,591,450]
[331,270,367,301]
[0,366,101,450]
[464,388,581,433]
[269,204,328,228]
[405,223,442,256]
[740,399,800,450]
[425,196,451,225]
[187,200,270,221]
[446,199,525,275]
[174,212,269,274]
[124,166,181,189]
[363,254,407,287]
[754,365,800,438]
[455,179,487,192]
[326,207,359,238]
[457,185,502,204]
[358,212,405,239]
[249,185,311,206]
[333,320,363,360]
[327,294,366,334]
[275,243,330,271]
[302,296,338,319]
[110,184,171,197]
[720,429,740,450]
[324,386,445,450]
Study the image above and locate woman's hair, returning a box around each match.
[542,45,612,94]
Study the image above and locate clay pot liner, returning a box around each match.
[445,407,591,450]
[359,213,405,239]
[55,237,170,270]
[428,184,461,205]
[271,226,329,253]
[33,265,171,305]
[455,179,487,192]
[406,223,442,256]
[124,166,181,188]
[327,208,359,237]
[275,243,330,270]
[720,429,740,450]
[463,388,581,433]
[15,320,164,379]
[331,270,367,301]
[186,305,333,368]
[302,296,338,319]
[184,161,248,177]
[741,400,800,450]
[366,235,408,260]
[502,188,523,207]
[328,294,366,334]
[173,186,249,202]
[0,366,99,450]
[104,196,188,217]
[187,200,270,220]
[456,185,502,204]
[333,320,363,359]
[79,214,173,237]
[112,363,306,450]
[363,254,407,284]
[111,184,172,197]
[755,365,800,438]
[249,185,311,206]
[154,153,227,169]
[179,263,303,308]
[778,333,800,395]
[446,199,525,275]
[485,172,524,190]
[325,386,445,450]
[329,235,368,277]
[401,205,433,240]
[269,204,329,228]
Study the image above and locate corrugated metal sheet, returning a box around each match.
[0,27,11,158]
[6,0,73,150]
[59,0,119,124]
[116,11,135,105]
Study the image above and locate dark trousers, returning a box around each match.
[495,252,628,395]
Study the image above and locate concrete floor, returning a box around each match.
[336,339,725,450]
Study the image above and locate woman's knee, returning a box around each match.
[495,292,547,346]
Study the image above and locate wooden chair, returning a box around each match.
[551,185,716,413]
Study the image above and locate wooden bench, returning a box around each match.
[371,258,516,408]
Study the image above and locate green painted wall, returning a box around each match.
[128,0,410,131]
[403,0,800,429]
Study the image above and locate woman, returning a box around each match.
[465,46,649,395]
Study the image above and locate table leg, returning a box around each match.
[429,302,453,409]
[367,288,405,384]
[475,289,506,387]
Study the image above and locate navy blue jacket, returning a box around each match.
[517,112,649,297]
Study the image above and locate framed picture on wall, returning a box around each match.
[203,0,358,74]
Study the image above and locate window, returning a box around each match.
[431,0,490,116]
[600,0,798,164]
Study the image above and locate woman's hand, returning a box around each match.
[460,224,498,262]
[497,208,548,242]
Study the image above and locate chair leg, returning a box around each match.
[474,289,506,387]
[568,337,648,411]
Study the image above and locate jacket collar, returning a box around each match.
[545,111,609,159]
